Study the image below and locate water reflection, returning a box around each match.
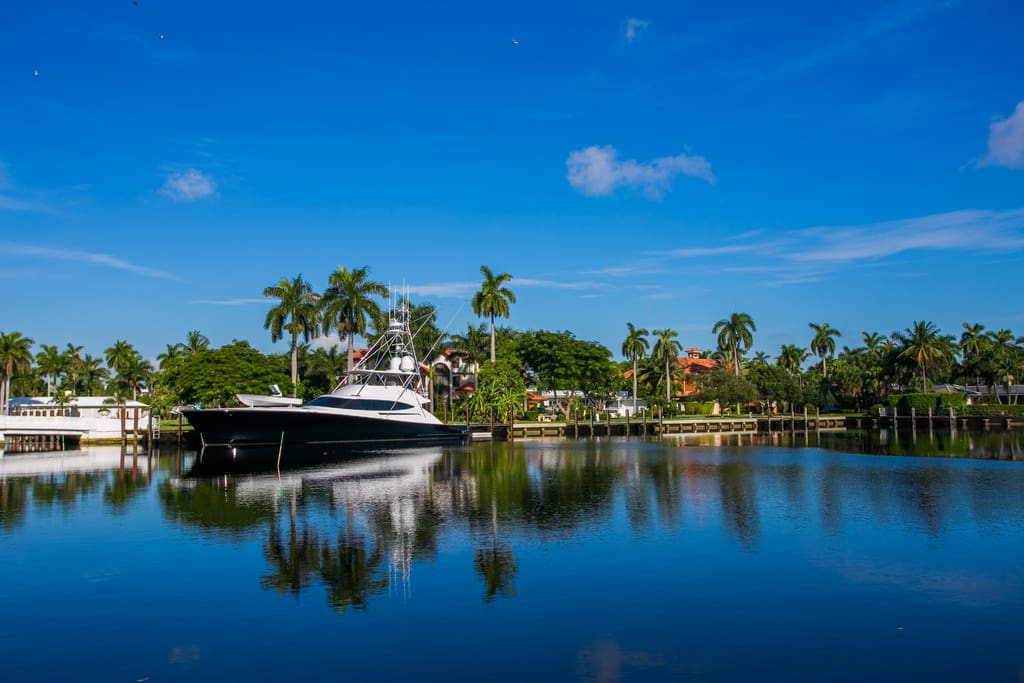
[1,446,155,531]
[148,437,1024,612]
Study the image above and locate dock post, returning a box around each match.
[625,411,630,438]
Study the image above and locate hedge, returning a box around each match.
[960,404,1024,417]
[682,401,716,416]
[886,393,967,413]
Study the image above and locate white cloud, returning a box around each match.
[0,241,178,280]
[566,145,716,199]
[624,18,650,43]
[406,281,479,299]
[160,169,216,201]
[979,101,1024,170]
[513,278,599,290]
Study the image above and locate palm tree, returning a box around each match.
[713,313,756,377]
[751,351,771,366]
[157,343,186,370]
[449,323,490,367]
[309,345,347,387]
[116,352,153,401]
[777,344,806,376]
[264,274,321,395]
[80,354,108,396]
[184,330,210,355]
[35,344,63,397]
[959,323,986,361]
[809,322,841,379]
[472,265,516,363]
[862,332,886,356]
[104,340,136,378]
[0,331,35,413]
[895,320,947,390]
[621,323,649,414]
[651,328,682,404]
[320,266,388,376]
[62,343,83,394]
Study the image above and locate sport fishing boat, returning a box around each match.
[182,301,467,473]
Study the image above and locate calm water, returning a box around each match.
[2,433,1024,682]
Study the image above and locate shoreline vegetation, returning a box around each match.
[2,264,1022,424]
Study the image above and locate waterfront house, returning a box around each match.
[1,395,151,447]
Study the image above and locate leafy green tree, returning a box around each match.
[699,367,757,413]
[264,274,320,396]
[472,265,516,363]
[621,323,649,414]
[713,312,757,377]
[464,359,527,422]
[518,331,617,419]
[747,364,801,414]
[0,331,35,412]
[320,266,388,376]
[161,341,291,407]
[308,345,346,391]
[809,322,841,379]
[651,328,682,404]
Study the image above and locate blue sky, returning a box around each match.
[2,0,1023,363]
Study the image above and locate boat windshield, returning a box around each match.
[304,396,415,411]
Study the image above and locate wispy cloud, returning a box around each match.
[0,241,178,280]
[791,209,1024,262]
[660,245,758,258]
[784,0,951,73]
[160,169,216,202]
[624,17,650,43]
[189,298,267,305]
[513,278,599,290]
[566,145,716,199]
[978,101,1024,170]
[407,281,479,299]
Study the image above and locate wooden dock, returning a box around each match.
[500,414,847,440]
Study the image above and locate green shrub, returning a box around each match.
[887,393,965,413]
[961,404,1024,417]
[682,401,715,416]
[869,403,885,416]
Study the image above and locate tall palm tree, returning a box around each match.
[751,351,771,366]
[320,266,388,376]
[862,332,886,356]
[472,265,516,363]
[80,354,109,397]
[264,274,321,396]
[621,323,649,413]
[713,312,757,377]
[895,320,947,390]
[809,322,841,379]
[309,345,347,387]
[62,343,83,394]
[116,352,153,401]
[959,323,986,361]
[652,328,682,403]
[35,344,63,397]
[104,340,136,378]
[0,331,35,414]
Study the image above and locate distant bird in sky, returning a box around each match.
[159,33,165,40]
[511,39,519,45]
[33,69,39,77]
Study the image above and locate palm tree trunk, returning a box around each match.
[822,355,827,380]
[632,359,638,413]
[346,331,355,379]
[290,335,299,397]
[665,358,671,403]
[733,344,740,377]
[490,316,496,364]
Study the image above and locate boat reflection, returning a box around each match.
[157,438,1024,613]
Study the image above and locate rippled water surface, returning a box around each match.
[2,435,1023,682]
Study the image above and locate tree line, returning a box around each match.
[2,266,1022,418]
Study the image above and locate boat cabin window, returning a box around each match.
[305,396,415,411]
